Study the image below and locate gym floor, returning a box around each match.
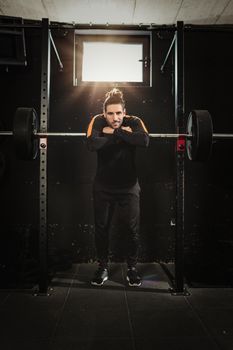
[0,263,233,350]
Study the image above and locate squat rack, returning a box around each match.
[36,18,187,295]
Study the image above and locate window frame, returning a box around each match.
[73,30,151,87]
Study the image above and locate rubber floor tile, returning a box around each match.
[215,336,233,350]
[63,287,126,311]
[186,288,233,309]
[190,308,233,337]
[126,290,190,310]
[49,336,134,350]
[53,308,131,339]
[0,307,59,339]
[130,308,209,338]
[0,339,51,350]
[134,336,220,350]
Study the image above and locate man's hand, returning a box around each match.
[103,126,114,134]
[121,126,132,133]
[103,126,133,134]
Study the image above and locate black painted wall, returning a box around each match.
[185,30,233,283]
[1,24,233,284]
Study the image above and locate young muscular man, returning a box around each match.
[87,88,149,286]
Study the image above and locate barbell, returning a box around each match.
[0,107,232,162]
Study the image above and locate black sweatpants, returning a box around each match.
[93,189,140,268]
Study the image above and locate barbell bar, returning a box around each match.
[1,131,233,139]
[0,107,232,162]
[0,131,192,138]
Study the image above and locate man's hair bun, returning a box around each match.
[105,88,123,99]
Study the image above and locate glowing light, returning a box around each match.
[82,42,143,82]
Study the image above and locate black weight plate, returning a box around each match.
[0,119,5,145]
[186,110,213,162]
[0,152,6,182]
[13,107,39,160]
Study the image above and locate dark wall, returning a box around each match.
[1,24,233,283]
[184,30,233,283]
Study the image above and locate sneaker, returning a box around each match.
[127,267,141,287]
[91,267,108,286]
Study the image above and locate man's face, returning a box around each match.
[104,104,125,129]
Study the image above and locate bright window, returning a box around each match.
[82,42,143,82]
[74,30,151,86]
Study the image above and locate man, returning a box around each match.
[87,88,149,286]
